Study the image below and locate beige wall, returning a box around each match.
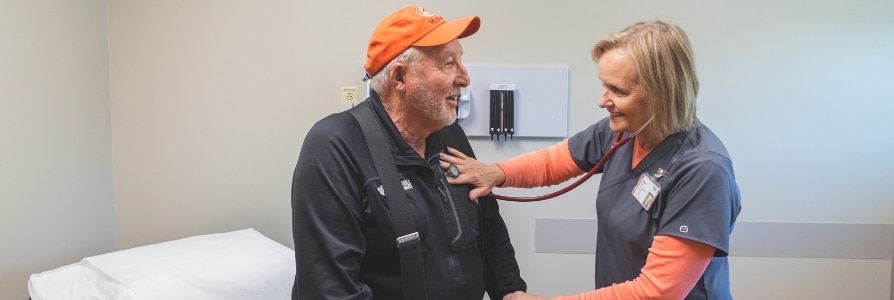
[0,1,114,299]
[3,0,893,299]
[107,0,301,250]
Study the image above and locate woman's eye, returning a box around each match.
[611,86,626,96]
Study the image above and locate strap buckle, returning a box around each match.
[396,232,420,246]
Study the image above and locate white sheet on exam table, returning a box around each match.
[28,228,295,300]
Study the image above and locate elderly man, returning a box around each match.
[291,5,529,300]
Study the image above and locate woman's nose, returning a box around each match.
[597,88,611,108]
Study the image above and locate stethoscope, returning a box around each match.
[490,116,655,202]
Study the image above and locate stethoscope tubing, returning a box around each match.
[490,133,632,202]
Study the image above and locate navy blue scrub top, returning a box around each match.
[567,118,741,300]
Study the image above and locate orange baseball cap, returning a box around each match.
[364,5,480,79]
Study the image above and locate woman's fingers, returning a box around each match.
[446,147,471,159]
[469,186,493,201]
[439,147,500,201]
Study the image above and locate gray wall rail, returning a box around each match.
[535,219,894,259]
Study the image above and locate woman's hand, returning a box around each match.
[503,291,548,300]
[439,147,506,201]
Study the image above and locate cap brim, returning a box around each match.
[412,15,480,47]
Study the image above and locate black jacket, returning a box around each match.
[291,92,526,300]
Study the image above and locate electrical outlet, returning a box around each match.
[340,86,359,111]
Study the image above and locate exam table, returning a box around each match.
[28,228,294,300]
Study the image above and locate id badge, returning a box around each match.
[631,172,661,211]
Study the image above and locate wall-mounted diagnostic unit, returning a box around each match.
[457,65,569,140]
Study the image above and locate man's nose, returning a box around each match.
[456,63,470,87]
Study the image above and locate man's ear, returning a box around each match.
[390,62,408,92]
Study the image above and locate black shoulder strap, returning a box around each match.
[348,102,429,300]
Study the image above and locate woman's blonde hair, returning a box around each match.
[592,20,699,138]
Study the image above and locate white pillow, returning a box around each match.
[29,228,295,300]
[29,261,132,300]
